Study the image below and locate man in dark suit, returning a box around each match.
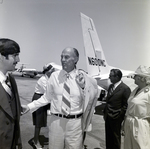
[0,38,22,149]
[103,69,131,149]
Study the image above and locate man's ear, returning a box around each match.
[74,56,79,64]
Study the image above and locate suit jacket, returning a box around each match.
[104,82,131,120]
[80,71,100,131]
[0,74,22,149]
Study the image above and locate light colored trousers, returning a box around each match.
[48,115,83,149]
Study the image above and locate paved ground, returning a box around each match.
[15,75,134,149]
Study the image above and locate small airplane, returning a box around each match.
[14,62,62,78]
[80,13,134,91]
[15,64,38,78]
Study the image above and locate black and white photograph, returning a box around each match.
[0,0,150,149]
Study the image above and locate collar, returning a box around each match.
[0,71,7,83]
[114,80,122,89]
[61,69,77,79]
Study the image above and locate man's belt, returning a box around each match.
[52,113,83,119]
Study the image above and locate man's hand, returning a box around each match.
[21,105,30,115]
[76,70,85,89]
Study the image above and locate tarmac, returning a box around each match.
[15,75,132,149]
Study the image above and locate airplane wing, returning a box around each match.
[80,13,134,90]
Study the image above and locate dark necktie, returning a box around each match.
[108,84,114,96]
[5,76,11,87]
[61,74,71,116]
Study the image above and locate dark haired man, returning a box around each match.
[22,47,99,149]
[103,69,131,149]
[0,38,22,149]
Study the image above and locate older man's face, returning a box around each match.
[61,48,78,73]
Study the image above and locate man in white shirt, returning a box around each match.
[22,47,99,149]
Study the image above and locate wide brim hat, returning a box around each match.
[43,62,62,73]
[134,65,150,77]
[43,63,53,72]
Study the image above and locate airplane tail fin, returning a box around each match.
[80,13,111,79]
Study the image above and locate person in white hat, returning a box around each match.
[29,63,54,149]
[123,65,150,149]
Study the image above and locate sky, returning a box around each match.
[0,0,150,72]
